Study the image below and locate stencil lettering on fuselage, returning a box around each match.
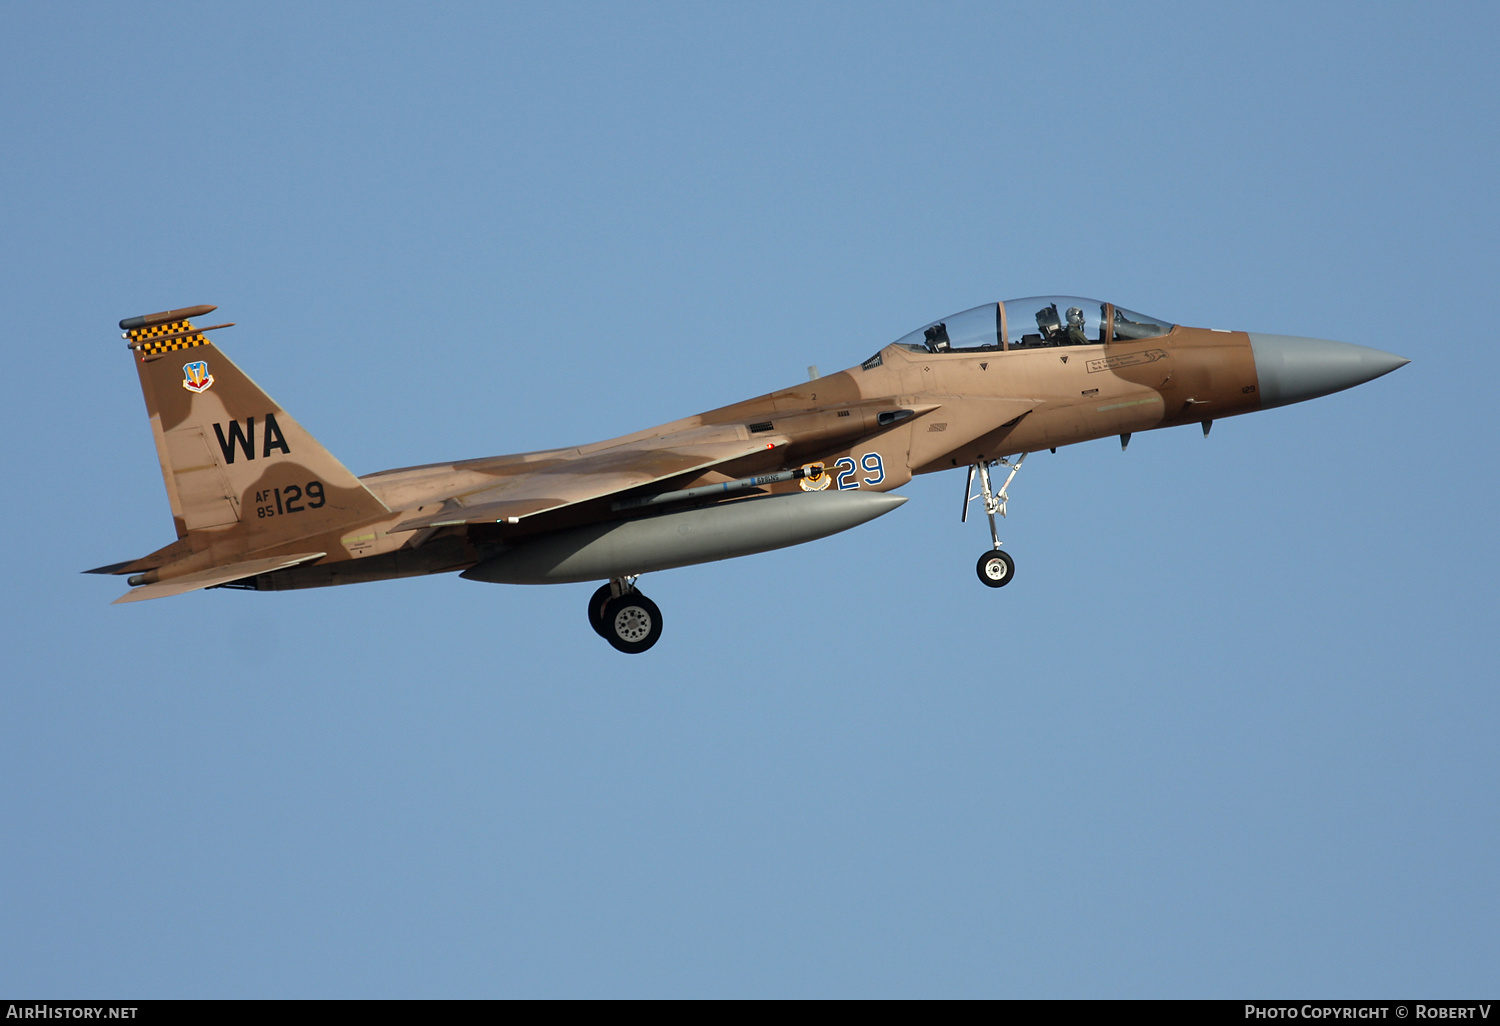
[1086,349,1168,374]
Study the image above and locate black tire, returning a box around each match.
[601,592,663,654]
[976,549,1015,588]
[587,583,614,638]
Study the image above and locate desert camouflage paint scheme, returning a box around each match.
[91,300,1408,652]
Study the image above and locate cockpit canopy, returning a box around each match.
[890,297,1174,354]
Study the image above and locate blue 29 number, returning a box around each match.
[834,452,885,489]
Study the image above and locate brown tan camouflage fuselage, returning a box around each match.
[92,298,1407,652]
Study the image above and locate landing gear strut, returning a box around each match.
[587,576,663,653]
[963,452,1027,588]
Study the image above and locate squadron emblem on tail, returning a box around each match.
[181,360,214,393]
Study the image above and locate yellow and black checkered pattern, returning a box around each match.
[130,320,208,359]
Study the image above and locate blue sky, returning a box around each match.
[1,1,1495,997]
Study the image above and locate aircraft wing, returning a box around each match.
[112,552,327,604]
[392,433,786,532]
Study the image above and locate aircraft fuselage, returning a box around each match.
[97,298,1407,651]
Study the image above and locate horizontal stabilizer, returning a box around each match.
[84,559,138,575]
[393,437,785,532]
[112,552,325,604]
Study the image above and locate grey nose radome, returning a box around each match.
[1248,333,1410,410]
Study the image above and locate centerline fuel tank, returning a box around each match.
[461,489,907,585]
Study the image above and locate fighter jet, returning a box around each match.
[89,298,1407,652]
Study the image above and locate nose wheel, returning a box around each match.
[963,453,1027,590]
[587,577,663,653]
[976,549,1015,587]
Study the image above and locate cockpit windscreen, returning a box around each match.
[887,297,1175,355]
[1110,306,1174,341]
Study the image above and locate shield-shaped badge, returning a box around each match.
[182,361,215,393]
[798,462,831,492]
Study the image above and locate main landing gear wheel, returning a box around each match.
[976,549,1015,588]
[587,583,614,638]
[602,592,663,654]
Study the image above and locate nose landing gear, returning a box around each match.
[963,452,1027,588]
[587,577,664,653]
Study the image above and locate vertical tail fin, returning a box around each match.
[125,305,389,543]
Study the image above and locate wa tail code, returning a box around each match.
[213,414,291,464]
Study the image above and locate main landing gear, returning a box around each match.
[963,452,1027,589]
[587,577,663,654]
